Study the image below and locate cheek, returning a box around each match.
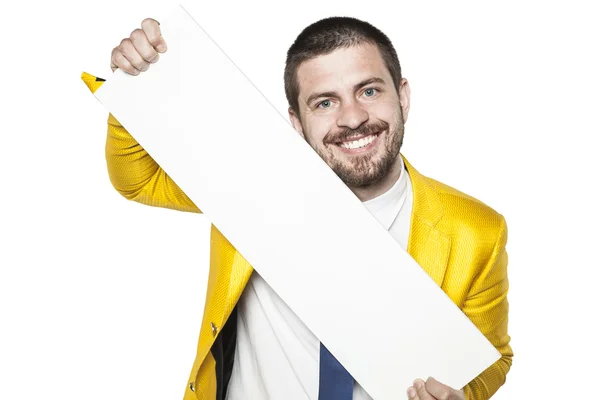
[367,100,400,122]
[303,117,334,145]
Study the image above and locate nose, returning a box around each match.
[336,100,369,130]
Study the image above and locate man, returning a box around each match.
[81,15,512,400]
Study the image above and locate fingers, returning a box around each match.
[115,37,149,74]
[111,45,138,75]
[110,17,167,75]
[129,29,156,67]
[407,379,435,400]
[141,18,167,53]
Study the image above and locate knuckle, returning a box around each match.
[137,61,150,71]
[148,36,162,47]
[128,56,144,69]
[113,50,125,63]
[125,65,139,75]
[142,51,159,63]
[130,28,144,39]
[141,17,158,27]
[119,38,131,49]
[113,53,134,72]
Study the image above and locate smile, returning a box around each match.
[336,132,381,151]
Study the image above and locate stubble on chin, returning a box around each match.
[319,125,404,188]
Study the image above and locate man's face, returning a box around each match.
[289,42,410,188]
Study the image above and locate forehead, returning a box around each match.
[296,43,392,98]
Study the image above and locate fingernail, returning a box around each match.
[414,379,423,389]
[157,44,167,52]
[149,54,160,63]
[407,387,416,397]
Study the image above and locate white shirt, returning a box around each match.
[226,157,413,399]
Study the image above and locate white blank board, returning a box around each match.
[94,5,500,398]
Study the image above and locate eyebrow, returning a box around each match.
[305,77,386,106]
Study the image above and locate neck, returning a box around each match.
[349,155,403,202]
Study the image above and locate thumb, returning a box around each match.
[425,377,462,400]
[414,379,435,400]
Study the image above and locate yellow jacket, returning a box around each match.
[82,72,512,400]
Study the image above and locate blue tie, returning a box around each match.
[318,342,354,399]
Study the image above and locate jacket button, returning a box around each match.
[189,382,195,392]
[210,322,218,337]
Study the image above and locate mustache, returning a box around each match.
[323,121,389,144]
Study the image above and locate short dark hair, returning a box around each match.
[284,16,402,117]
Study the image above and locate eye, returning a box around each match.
[318,99,332,109]
[364,88,378,97]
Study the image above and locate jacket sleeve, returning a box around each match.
[462,215,513,400]
[81,72,201,214]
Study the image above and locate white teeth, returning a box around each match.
[340,133,377,150]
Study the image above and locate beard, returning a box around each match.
[308,113,404,188]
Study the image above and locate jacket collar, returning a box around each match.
[402,155,451,287]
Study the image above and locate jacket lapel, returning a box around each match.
[194,226,254,370]
[403,155,452,287]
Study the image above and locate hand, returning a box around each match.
[110,18,168,75]
[406,377,465,400]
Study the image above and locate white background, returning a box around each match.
[0,1,598,399]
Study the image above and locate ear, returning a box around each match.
[288,107,305,138]
[398,78,411,123]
